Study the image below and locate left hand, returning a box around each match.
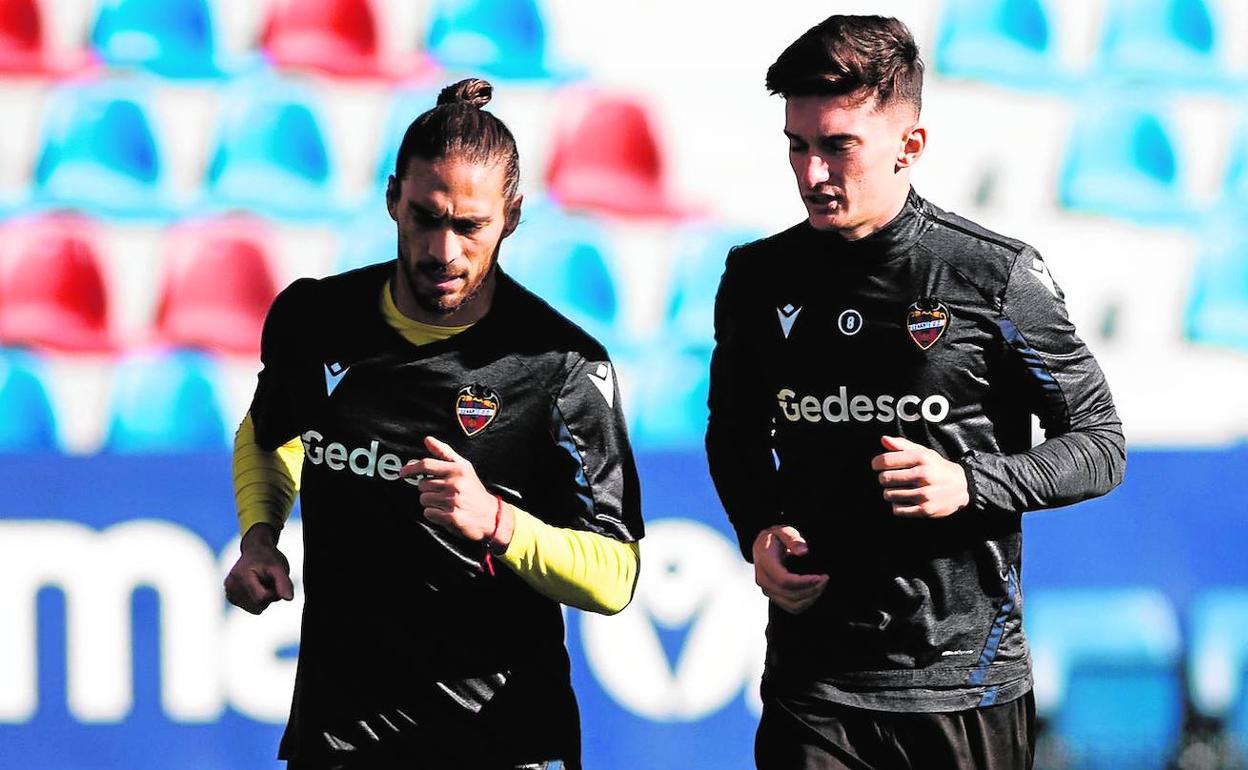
[399,436,511,544]
[870,435,970,518]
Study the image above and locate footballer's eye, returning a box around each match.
[788,142,807,154]
[452,220,484,236]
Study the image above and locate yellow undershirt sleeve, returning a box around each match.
[232,412,304,536]
[500,505,641,615]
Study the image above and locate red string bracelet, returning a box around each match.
[482,495,503,577]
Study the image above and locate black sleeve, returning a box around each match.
[249,278,317,451]
[705,249,783,561]
[960,248,1126,512]
[548,352,644,542]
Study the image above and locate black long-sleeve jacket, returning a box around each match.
[705,189,1124,711]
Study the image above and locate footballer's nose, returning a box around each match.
[427,227,460,265]
[801,154,830,189]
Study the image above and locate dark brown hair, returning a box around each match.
[393,78,520,201]
[765,15,923,115]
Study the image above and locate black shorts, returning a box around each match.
[755,690,1035,770]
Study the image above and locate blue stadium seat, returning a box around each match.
[335,207,395,274]
[90,0,248,79]
[502,207,619,346]
[425,0,574,81]
[1189,590,1248,752]
[1096,0,1223,86]
[33,85,172,219]
[933,0,1061,88]
[204,79,342,220]
[104,350,227,453]
[629,347,710,451]
[1058,104,1190,223]
[1185,224,1248,353]
[666,228,763,351]
[1226,120,1248,208]
[1028,588,1183,769]
[0,348,58,451]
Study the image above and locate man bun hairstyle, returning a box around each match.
[393,77,521,201]
[765,15,924,115]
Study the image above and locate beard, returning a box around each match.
[397,233,499,318]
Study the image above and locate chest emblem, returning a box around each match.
[906,299,950,350]
[455,383,500,437]
[777,304,802,339]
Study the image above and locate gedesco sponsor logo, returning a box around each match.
[777,386,950,424]
[301,430,422,485]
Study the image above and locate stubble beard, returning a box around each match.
[398,233,499,318]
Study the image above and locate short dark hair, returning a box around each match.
[765,15,923,115]
[393,78,520,201]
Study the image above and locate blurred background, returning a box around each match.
[0,0,1245,768]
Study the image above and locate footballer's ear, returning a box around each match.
[385,175,400,222]
[501,194,523,239]
[896,123,926,170]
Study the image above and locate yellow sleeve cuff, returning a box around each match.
[233,412,304,536]
[500,505,640,615]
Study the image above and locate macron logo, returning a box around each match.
[324,362,350,397]
[587,362,615,408]
[777,304,802,339]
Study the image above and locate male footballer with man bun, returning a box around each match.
[224,78,643,770]
[706,15,1124,770]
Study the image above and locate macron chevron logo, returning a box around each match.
[324,362,350,397]
[777,304,802,339]
[587,362,615,408]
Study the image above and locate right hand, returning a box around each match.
[751,526,829,615]
[224,523,294,615]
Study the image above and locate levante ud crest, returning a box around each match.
[455,383,500,436]
[906,298,950,350]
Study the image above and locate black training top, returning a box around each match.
[250,262,643,767]
[705,188,1125,712]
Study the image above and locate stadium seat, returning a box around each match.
[0,0,91,74]
[104,350,227,453]
[90,0,244,79]
[204,79,342,220]
[545,92,693,219]
[335,207,395,274]
[1058,104,1190,224]
[666,227,763,351]
[152,217,281,355]
[262,0,429,79]
[33,84,173,219]
[629,347,710,451]
[1096,0,1223,86]
[0,348,58,451]
[502,209,620,346]
[1226,120,1248,208]
[1189,590,1248,751]
[1185,224,1248,354]
[1028,588,1184,769]
[933,0,1062,87]
[0,217,113,352]
[425,0,571,81]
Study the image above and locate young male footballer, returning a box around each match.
[705,16,1125,770]
[224,78,643,770]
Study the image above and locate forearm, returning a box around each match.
[961,418,1125,513]
[233,412,304,536]
[706,421,782,561]
[499,505,640,615]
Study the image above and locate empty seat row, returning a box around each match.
[1,0,563,82]
[18,81,690,222]
[937,0,1245,89]
[0,214,278,354]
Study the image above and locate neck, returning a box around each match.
[838,185,911,241]
[391,265,498,326]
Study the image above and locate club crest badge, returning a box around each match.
[906,298,950,350]
[455,383,500,437]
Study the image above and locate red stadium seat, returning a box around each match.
[545,91,695,219]
[0,216,113,352]
[151,217,280,355]
[261,0,430,79]
[0,0,91,74]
